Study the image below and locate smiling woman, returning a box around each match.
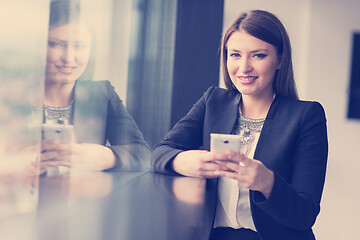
[226,30,281,110]
[44,0,92,108]
[40,0,150,174]
[151,9,328,240]
[46,22,91,85]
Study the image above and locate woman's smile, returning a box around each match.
[56,65,77,75]
[237,76,258,85]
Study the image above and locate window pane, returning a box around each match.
[0,0,49,220]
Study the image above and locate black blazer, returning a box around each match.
[73,80,150,170]
[151,86,328,240]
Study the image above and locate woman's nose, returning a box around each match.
[239,58,253,74]
[61,46,76,63]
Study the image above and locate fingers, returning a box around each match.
[173,150,239,178]
[227,151,251,166]
[41,141,72,168]
[214,153,274,197]
[213,152,248,173]
[198,152,236,177]
[40,153,71,167]
[195,152,248,178]
[214,170,244,181]
[41,150,71,161]
[189,162,221,178]
[214,152,254,180]
[41,140,72,153]
[41,159,72,168]
[203,152,229,162]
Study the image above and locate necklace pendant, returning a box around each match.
[244,127,251,135]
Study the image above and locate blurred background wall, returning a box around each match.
[126,0,224,147]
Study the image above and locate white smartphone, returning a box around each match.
[210,133,241,153]
[42,124,75,143]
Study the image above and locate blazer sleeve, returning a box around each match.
[253,101,328,230]
[105,81,151,170]
[151,86,216,174]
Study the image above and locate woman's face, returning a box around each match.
[226,30,280,99]
[45,22,91,84]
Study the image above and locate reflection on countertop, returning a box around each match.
[0,170,216,240]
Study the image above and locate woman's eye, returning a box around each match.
[48,41,65,48]
[254,53,267,59]
[74,42,88,49]
[48,41,59,47]
[229,53,241,58]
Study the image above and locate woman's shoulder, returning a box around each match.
[76,80,110,89]
[75,80,115,96]
[276,96,326,120]
[278,96,324,110]
[202,86,240,101]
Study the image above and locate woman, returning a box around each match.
[41,0,150,173]
[151,10,328,240]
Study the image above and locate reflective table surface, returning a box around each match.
[0,169,217,240]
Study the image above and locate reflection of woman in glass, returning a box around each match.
[152,10,328,240]
[41,1,149,172]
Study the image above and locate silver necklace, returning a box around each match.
[232,113,265,155]
[233,95,274,155]
[43,103,74,125]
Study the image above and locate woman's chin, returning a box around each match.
[45,76,79,85]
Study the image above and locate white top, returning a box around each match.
[213,114,265,231]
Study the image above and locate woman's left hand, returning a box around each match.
[41,140,116,171]
[214,151,274,199]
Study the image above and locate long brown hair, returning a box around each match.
[221,10,298,99]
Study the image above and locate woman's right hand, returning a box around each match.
[40,140,116,171]
[172,150,228,178]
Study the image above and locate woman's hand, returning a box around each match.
[215,151,274,199]
[41,140,116,171]
[172,150,228,178]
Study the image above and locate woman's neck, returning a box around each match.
[240,93,275,119]
[44,81,75,107]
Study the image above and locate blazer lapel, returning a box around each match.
[73,81,108,144]
[253,95,281,165]
[208,92,241,134]
[202,91,241,150]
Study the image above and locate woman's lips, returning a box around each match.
[237,76,258,85]
[56,66,76,74]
